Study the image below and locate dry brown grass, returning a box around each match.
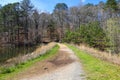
[77,44,120,65]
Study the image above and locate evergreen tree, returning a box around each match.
[54,3,68,12]
[106,0,118,11]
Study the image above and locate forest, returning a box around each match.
[0,0,120,64]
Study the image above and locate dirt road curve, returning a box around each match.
[12,44,85,80]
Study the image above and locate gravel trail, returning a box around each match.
[14,44,85,80]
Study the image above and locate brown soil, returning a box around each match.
[49,51,74,66]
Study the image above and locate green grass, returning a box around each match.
[67,44,120,80]
[0,45,59,80]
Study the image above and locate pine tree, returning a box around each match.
[106,0,118,11]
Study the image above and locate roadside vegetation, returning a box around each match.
[78,44,120,65]
[63,22,108,51]
[0,45,59,80]
[67,44,120,80]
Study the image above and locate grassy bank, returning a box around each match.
[0,45,59,80]
[67,44,120,80]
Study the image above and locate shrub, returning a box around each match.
[63,21,108,51]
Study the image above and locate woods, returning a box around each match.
[0,0,120,64]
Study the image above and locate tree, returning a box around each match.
[0,3,22,44]
[106,0,118,11]
[53,3,68,26]
[54,3,68,11]
[69,7,80,29]
[21,0,33,14]
[20,0,34,41]
[32,10,40,43]
[79,4,98,25]
[105,0,119,19]
[105,0,120,54]
[106,18,120,53]
[53,3,68,41]
[47,19,56,40]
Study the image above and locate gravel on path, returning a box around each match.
[15,44,86,80]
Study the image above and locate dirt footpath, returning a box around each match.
[12,44,85,80]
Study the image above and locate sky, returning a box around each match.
[0,0,106,12]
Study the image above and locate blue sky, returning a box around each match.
[0,0,106,12]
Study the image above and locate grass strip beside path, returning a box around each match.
[67,44,120,80]
[0,45,59,80]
